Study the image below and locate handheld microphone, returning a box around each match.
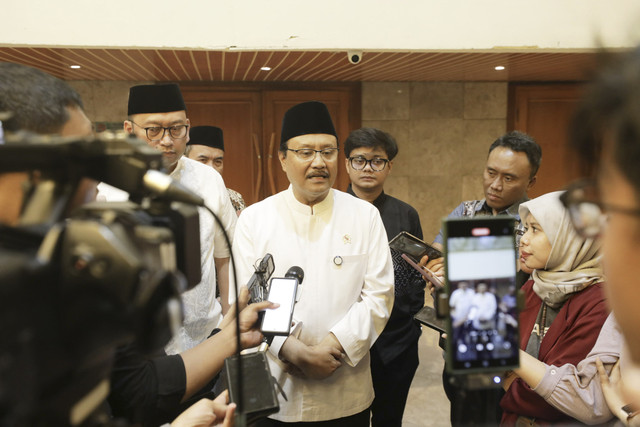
[285,266,304,303]
[285,266,304,284]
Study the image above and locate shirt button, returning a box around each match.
[550,369,557,375]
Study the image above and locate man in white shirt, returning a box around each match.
[99,84,237,353]
[468,282,498,330]
[231,101,394,426]
[185,125,246,215]
[449,281,475,327]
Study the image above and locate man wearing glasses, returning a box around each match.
[427,131,542,427]
[231,102,394,426]
[100,84,237,354]
[344,127,424,427]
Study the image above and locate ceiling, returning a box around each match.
[0,46,599,83]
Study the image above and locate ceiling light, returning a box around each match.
[70,65,81,69]
[260,66,272,71]
[494,65,505,71]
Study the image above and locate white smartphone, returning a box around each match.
[261,277,298,336]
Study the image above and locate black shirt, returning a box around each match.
[108,344,187,426]
[347,185,425,364]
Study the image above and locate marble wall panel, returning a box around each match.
[362,82,410,121]
[464,82,508,119]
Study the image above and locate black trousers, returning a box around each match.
[370,340,420,427]
[255,408,370,427]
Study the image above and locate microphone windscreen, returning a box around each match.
[285,266,304,285]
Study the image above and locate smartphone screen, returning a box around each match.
[261,277,298,336]
[444,217,519,373]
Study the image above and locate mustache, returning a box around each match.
[306,170,329,179]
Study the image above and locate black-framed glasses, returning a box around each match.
[286,147,339,162]
[560,179,640,238]
[130,121,189,141]
[348,156,389,172]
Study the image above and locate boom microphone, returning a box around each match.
[143,170,205,206]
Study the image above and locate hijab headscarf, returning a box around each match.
[519,191,604,308]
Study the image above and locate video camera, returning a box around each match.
[0,132,200,425]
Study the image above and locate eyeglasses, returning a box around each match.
[560,179,640,238]
[130,121,189,141]
[348,156,389,172]
[286,147,339,162]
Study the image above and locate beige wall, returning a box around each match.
[363,82,507,241]
[4,1,640,50]
[69,79,507,242]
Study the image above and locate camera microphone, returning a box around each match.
[143,169,205,206]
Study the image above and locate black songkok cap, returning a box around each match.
[188,126,224,150]
[127,83,186,115]
[280,101,337,147]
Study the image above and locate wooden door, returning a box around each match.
[181,87,262,205]
[509,84,585,198]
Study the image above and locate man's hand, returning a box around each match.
[280,334,344,380]
[419,254,445,294]
[596,358,633,424]
[221,287,279,350]
[220,287,250,330]
[172,391,236,427]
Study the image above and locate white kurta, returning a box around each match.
[97,156,237,353]
[231,186,394,422]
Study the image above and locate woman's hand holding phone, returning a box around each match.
[402,253,443,292]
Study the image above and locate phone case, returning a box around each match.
[389,231,442,263]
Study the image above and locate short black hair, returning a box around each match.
[488,131,542,179]
[0,62,84,134]
[344,127,399,160]
[570,47,640,202]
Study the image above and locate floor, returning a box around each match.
[402,325,451,426]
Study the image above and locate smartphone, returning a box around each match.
[389,231,443,264]
[261,277,298,335]
[400,253,444,289]
[443,217,519,374]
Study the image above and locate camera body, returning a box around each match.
[347,50,363,64]
[0,133,200,425]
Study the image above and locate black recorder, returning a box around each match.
[442,217,520,388]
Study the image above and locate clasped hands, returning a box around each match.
[279,333,345,380]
